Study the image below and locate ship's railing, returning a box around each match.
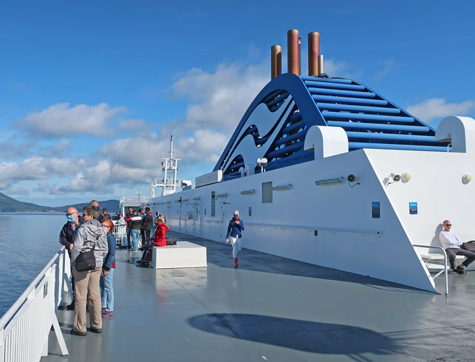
[413,245,448,295]
[0,247,71,361]
[112,221,127,246]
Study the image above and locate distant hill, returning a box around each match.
[0,192,119,213]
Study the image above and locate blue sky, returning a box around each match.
[1,0,474,206]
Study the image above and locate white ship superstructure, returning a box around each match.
[145,30,475,292]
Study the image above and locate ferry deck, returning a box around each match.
[42,230,475,362]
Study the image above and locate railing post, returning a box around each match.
[444,251,449,295]
[413,245,448,295]
[0,327,4,362]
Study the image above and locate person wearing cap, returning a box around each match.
[439,220,475,275]
[225,210,245,266]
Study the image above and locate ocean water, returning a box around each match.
[0,213,66,318]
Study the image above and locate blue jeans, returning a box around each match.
[130,229,140,251]
[126,227,131,247]
[100,269,114,312]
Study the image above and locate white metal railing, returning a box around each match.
[0,247,71,361]
[413,245,448,295]
[112,222,127,246]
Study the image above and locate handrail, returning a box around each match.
[0,247,70,360]
[413,245,448,295]
[0,248,64,327]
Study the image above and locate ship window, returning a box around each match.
[211,191,216,217]
[262,182,273,203]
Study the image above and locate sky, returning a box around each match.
[1,0,474,206]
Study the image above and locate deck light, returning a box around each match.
[315,177,343,185]
[257,158,268,173]
[241,189,255,194]
[272,184,292,190]
[402,172,412,182]
[463,174,472,184]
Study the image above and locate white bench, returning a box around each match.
[420,254,466,272]
[151,241,207,269]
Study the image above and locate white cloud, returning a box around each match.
[7,187,29,195]
[34,182,50,193]
[67,160,111,192]
[372,59,396,82]
[171,63,268,131]
[118,119,148,131]
[0,157,88,191]
[108,164,151,184]
[14,103,127,138]
[407,98,475,125]
[99,135,169,169]
[177,129,229,164]
[0,137,36,159]
[323,59,350,77]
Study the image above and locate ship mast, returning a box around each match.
[150,135,181,198]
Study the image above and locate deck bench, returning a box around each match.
[419,253,469,272]
[151,241,207,269]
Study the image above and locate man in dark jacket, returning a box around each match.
[141,207,154,246]
[59,206,80,310]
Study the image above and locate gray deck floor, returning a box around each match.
[43,231,475,362]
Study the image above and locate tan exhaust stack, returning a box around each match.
[287,29,300,76]
[271,45,282,79]
[308,32,320,76]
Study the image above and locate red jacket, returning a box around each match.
[153,223,169,246]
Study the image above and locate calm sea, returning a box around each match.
[0,212,66,318]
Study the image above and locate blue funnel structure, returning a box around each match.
[215,73,449,180]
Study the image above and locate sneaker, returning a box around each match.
[456,266,467,275]
[102,311,114,318]
[89,327,102,333]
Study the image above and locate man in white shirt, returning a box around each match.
[439,220,475,275]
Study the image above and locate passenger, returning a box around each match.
[142,207,154,248]
[90,200,104,223]
[102,208,112,220]
[70,205,108,336]
[100,219,116,318]
[439,220,475,275]
[59,206,80,310]
[138,208,145,249]
[225,210,245,266]
[129,210,142,251]
[153,215,169,247]
[125,207,134,249]
[137,215,169,265]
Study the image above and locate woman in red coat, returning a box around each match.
[137,215,169,264]
[153,215,169,247]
